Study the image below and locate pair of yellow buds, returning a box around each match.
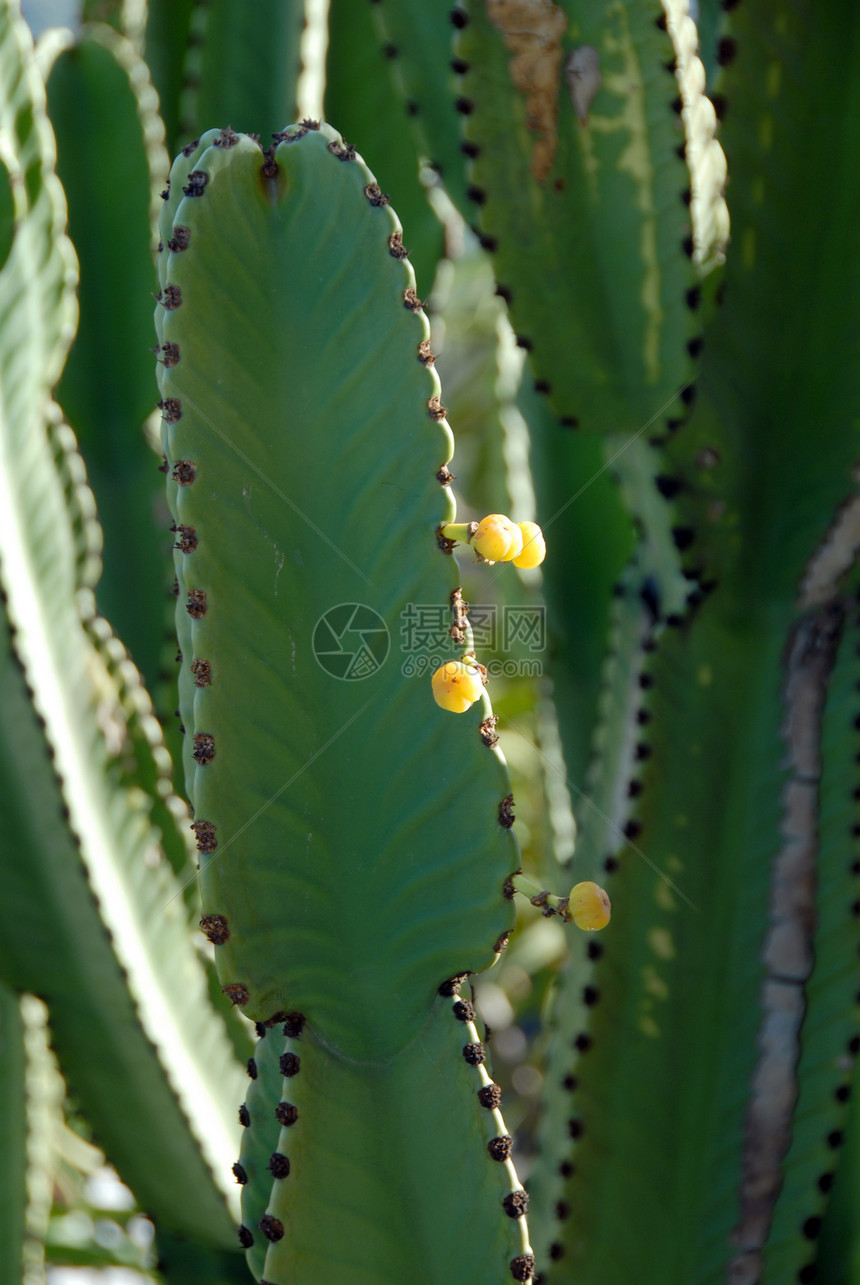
[473,514,546,568]
[441,515,547,569]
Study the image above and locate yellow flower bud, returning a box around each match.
[512,521,546,569]
[568,881,611,931]
[473,514,520,563]
[500,520,523,561]
[431,660,484,713]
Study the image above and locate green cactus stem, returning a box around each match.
[157,121,531,1282]
[456,0,706,433]
[44,22,172,703]
[0,0,247,1250]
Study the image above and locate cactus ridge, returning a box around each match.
[663,0,729,272]
[604,432,699,621]
[238,1020,288,1281]
[44,402,102,592]
[655,394,735,598]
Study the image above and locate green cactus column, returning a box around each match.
[156,122,533,1284]
[526,0,860,1278]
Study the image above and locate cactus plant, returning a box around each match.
[3,0,860,1282]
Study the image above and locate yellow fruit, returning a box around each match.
[431,660,484,713]
[473,514,519,563]
[502,521,523,562]
[512,521,546,569]
[568,881,611,931]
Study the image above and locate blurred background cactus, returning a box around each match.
[2,1,860,1282]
